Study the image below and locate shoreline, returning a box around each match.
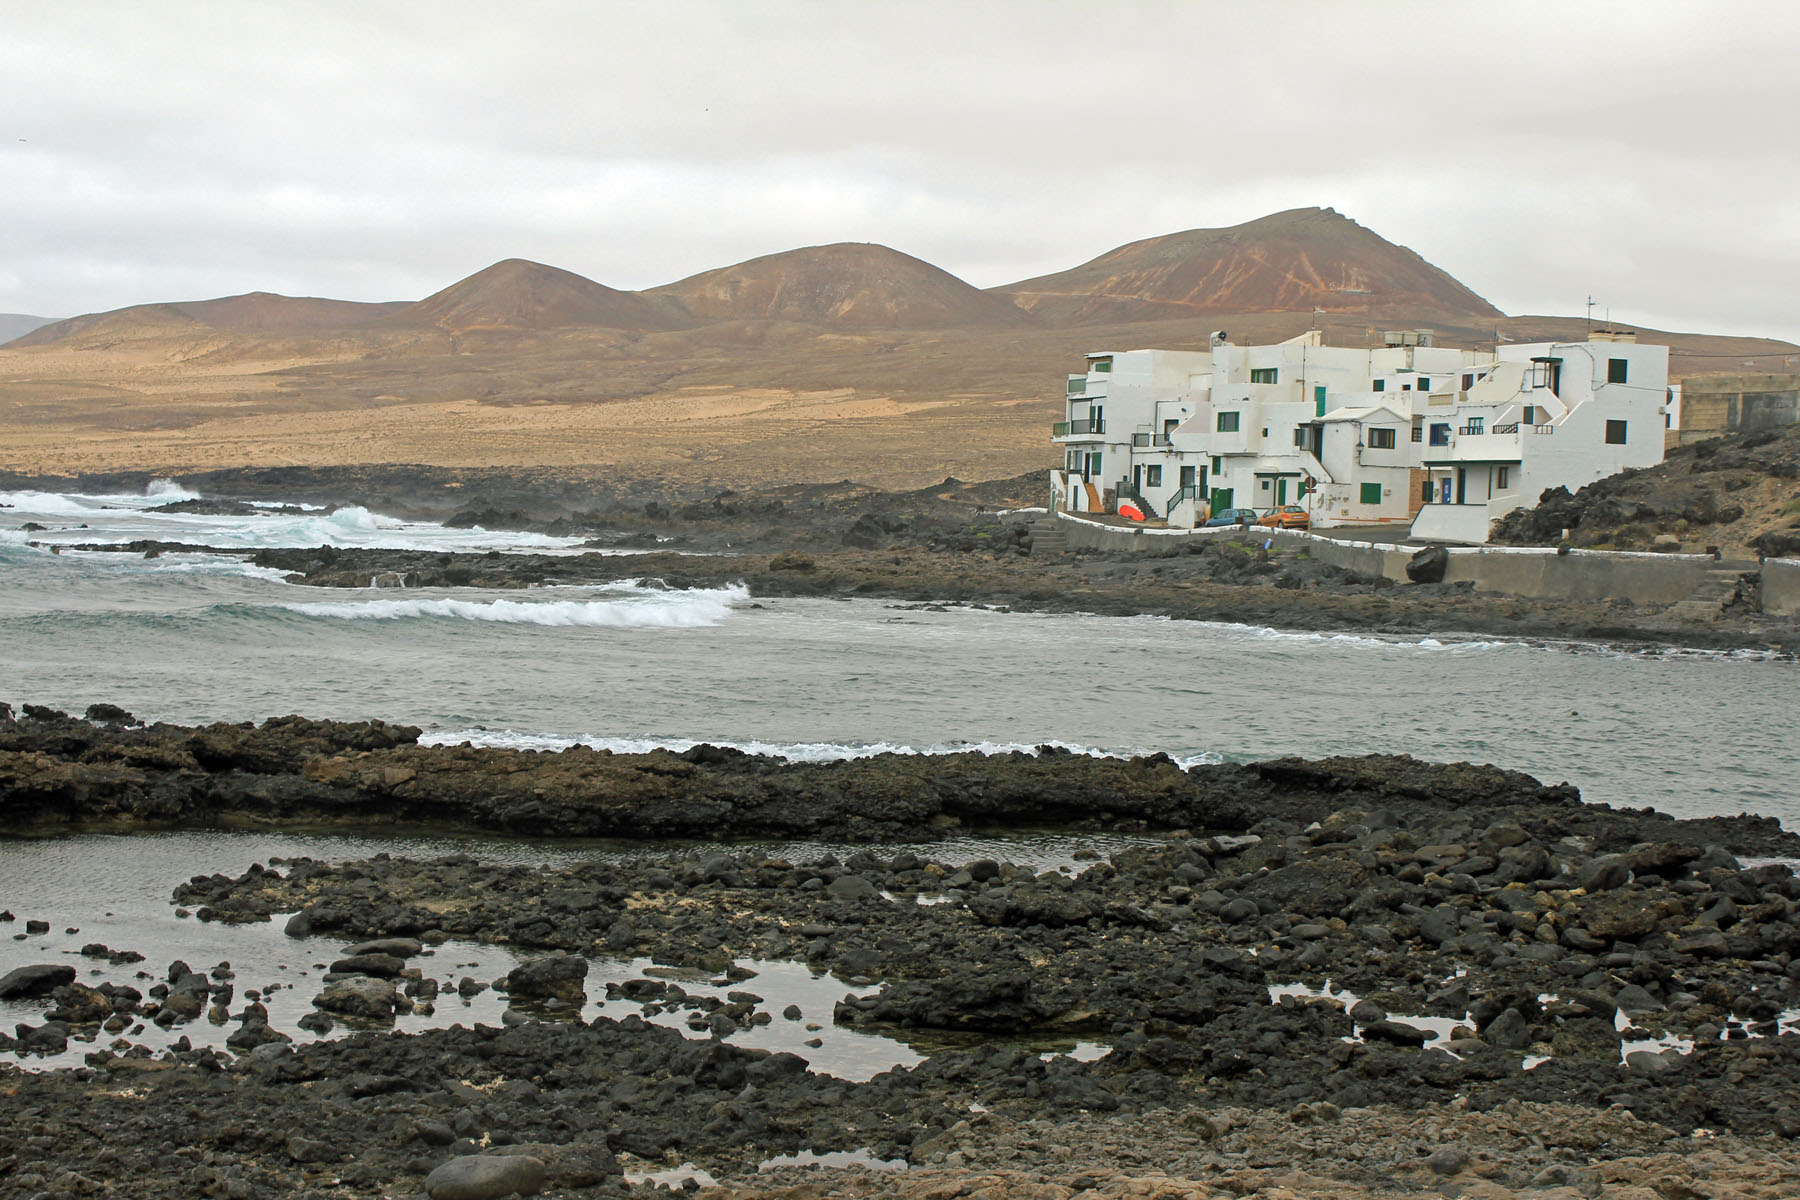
[6,709,1800,1196]
[6,463,1798,653]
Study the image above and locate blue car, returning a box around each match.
[1203,507,1259,528]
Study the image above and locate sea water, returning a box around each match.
[3,484,1798,1067]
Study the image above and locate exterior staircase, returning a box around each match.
[1030,517,1070,556]
[1664,560,1757,621]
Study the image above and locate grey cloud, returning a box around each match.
[2,0,1796,340]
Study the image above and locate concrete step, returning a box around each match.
[1665,564,1756,620]
[1030,518,1069,555]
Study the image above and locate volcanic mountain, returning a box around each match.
[404,259,691,333]
[995,207,1503,326]
[9,292,409,347]
[649,242,1036,331]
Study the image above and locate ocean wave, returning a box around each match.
[145,478,200,501]
[415,728,1222,768]
[279,584,749,628]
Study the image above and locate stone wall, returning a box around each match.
[1051,513,1716,605]
[1765,558,1800,617]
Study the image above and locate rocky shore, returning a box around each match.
[6,707,1800,1197]
[7,463,1798,651]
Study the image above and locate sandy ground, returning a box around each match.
[0,382,1055,491]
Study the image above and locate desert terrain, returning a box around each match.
[3,208,1796,489]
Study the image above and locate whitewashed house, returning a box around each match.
[1050,328,1670,542]
[1410,331,1669,542]
[1051,348,1211,521]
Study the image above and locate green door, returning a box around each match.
[1276,478,1288,505]
[1314,385,1327,417]
[1210,487,1232,516]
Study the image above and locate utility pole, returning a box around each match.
[1585,295,1595,338]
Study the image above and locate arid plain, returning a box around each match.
[4,208,1795,490]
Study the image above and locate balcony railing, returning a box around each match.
[1530,423,1555,434]
[1491,422,1520,434]
[1131,433,1172,448]
[1164,484,1199,511]
[1457,425,1486,436]
[1054,418,1104,436]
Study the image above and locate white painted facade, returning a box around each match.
[1410,334,1670,542]
[1050,329,1671,543]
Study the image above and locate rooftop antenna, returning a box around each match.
[1585,295,1595,338]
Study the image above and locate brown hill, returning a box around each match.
[996,207,1503,326]
[649,243,1037,331]
[11,293,409,347]
[404,259,691,333]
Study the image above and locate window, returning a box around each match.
[1422,480,1434,502]
[1429,423,1451,446]
[1463,373,1474,390]
[1250,367,1278,384]
[1465,417,1484,435]
[1411,421,1423,442]
[1521,404,1536,425]
[1373,379,1386,392]
[1497,466,1511,490]
[1091,358,1112,373]
[1314,384,1327,417]
[1605,419,1627,444]
[1145,465,1162,487]
[1211,456,1222,474]
[1293,428,1306,447]
[1260,479,1272,492]
[1418,377,1431,391]
[1360,482,1382,506]
[1608,358,1628,383]
[1217,412,1240,432]
[1367,427,1396,449]
[1163,418,1178,439]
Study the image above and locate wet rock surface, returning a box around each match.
[8,708,1800,1195]
[6,709,1797,857]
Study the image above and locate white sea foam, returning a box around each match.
[145,478,200,501]
[4,491,596,554]
[415,727,1222,768]
[280,584,749,628]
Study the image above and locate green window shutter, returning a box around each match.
[1314,385,1327,417]
[1360,482,1382,506]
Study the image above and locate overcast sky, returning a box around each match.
[4,0,1798,339]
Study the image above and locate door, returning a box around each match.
[1314,385,1327,417]
[1275,478,1288,505]
[1456,467,1466,505]
[1132,465,1142,494]
[1210,487,1233,516]
[1440,477,1452,504]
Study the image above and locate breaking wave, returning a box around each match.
[279,584,749,628]
[416,727,1222,769]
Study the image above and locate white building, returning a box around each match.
[1409,331,1670,542]
[1050,328,1670,542]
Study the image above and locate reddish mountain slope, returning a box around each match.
[405,259,691,332]
[995,207,1503,326]
[649,243,1036,330]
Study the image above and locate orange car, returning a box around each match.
[1256,505,1311,530]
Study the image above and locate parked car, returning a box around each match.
[1256,505,1312,530]
[1203,507,1259,528]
